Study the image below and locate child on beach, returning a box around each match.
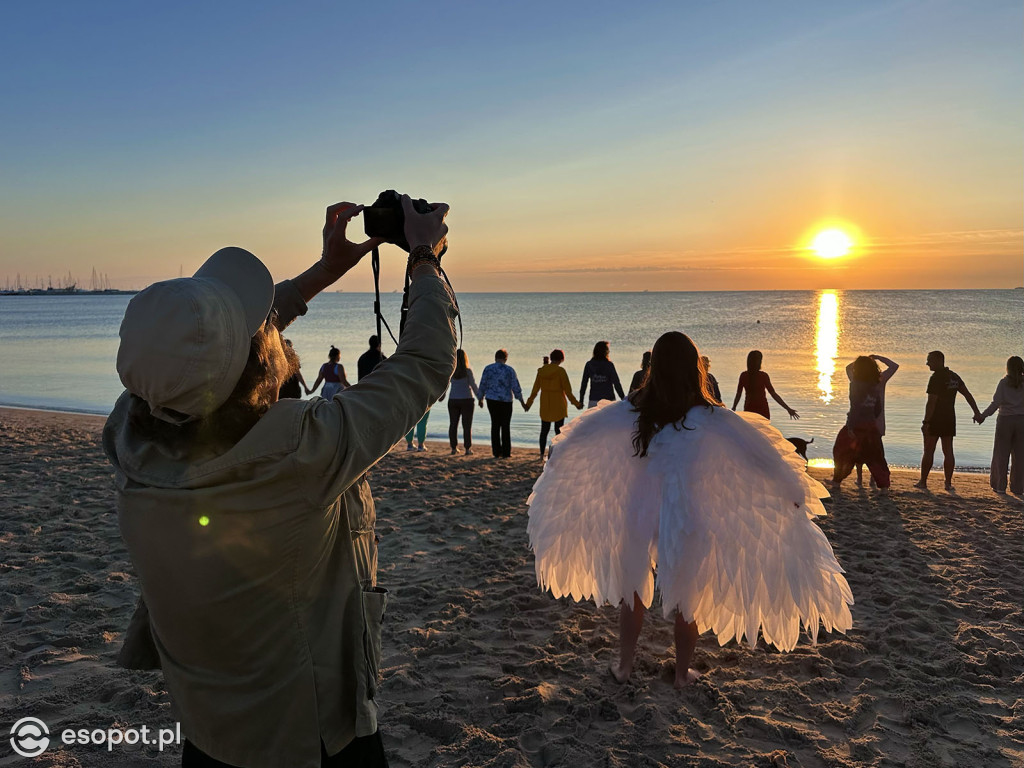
[527,332,852,688]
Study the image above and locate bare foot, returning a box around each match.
[674,667,701,689]
[608,662,632,684]
[913,481,928,489]
[945,483,956,493]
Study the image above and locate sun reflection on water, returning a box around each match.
[815,291,839,404]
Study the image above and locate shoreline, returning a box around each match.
[0,405,994,473]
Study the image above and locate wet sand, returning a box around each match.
[1,406,1021,767]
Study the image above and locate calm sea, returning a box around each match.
[1,290,1020,469]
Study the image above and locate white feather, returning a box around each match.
[526,400,854,652]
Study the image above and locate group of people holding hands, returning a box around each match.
[297,336,1022,496]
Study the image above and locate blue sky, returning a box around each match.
[1,0,1021,290]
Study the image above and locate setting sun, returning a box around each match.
[811,229,854,259]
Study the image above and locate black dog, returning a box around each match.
[787,437,814,461]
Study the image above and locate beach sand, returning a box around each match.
[1,406,1022,767]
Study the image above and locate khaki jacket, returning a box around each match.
[103,272,457,768]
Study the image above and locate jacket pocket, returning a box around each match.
[360,586,388,699]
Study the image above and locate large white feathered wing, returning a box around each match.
[527,400,662,608]
[527,401,853,653]
[650,408,853,651]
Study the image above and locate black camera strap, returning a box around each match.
[370,245,463,351]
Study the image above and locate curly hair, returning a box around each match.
[129,320,292,455]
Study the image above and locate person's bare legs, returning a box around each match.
[940,435,956,490]
[916,435,939,488]
[610,593,645,683]
[674,614,701,688]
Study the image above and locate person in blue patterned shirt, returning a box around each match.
[478,349,526,457]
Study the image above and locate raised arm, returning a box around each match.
[297,198,456,503]
[872,354,899,382]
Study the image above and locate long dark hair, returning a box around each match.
[746,350,763,378]
[592,341,610,361]
[631,332,717,457]
[129,322,285,454]
[1007,356,1024,389]
[851,355,881,384]
[453,349,469,380]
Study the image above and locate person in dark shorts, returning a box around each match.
[915,350,982,492]
[357,335,387,380]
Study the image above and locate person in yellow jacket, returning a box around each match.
[524,349,583,458]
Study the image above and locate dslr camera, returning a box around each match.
[363,190,437,253]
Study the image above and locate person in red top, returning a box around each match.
[731,350,799,421]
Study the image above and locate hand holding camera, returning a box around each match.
[321,202,385,277]
[363,190,449,259]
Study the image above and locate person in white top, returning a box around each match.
[846,354,898,487]
[975,356,1024,495]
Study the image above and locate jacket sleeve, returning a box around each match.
[272,280,308,330]
[478,366,491,401]
[562,369,581,408]
[612,364,625,400]
[579,362,591,401]
[294,273,458,505]
[980,380,1003,419]
[469,370,479,398]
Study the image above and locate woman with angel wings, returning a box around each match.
[527,332,853,688]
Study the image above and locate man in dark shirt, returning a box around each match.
[915,350,982,492]
[357,335,387,381]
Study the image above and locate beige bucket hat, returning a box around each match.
[116,247,275,423]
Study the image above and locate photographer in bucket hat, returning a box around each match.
[104,198,456,768]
